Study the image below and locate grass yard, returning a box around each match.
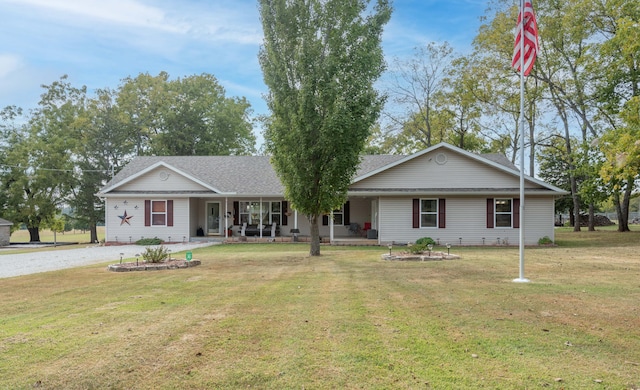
[9,227,105,244]
[1,229,639,389]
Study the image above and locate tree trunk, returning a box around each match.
[28,227,41,242]
[570,176,581,232]
[309,214,321,256]
[90,223,98,243]
[571,188,580,232]
[588,203,595,232]
[569,208,575,227]
[616,179,633,232]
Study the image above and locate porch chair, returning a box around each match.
[362,222,372,237]
[347,223,361,236]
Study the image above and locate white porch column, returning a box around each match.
[225,197,228,238]
[329,211,334,243]
[259,197,263,238]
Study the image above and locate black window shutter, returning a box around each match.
[413,199,420,228]
[233,201,239,225]
[513,198,520,228]
[282,201,288,226]
[344,201,350,225]
[438,198,446,228]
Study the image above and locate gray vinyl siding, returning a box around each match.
[118,167,210,192]
[105,197,190,243]
[378,196,554,246]
[352,150,538,190]
[524,196,556,242]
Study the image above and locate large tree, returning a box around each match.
[0,76,85,241]
[259,0,391,256]
[386,42,454,150]
[591,0,640,232]
[116,72,256,156]
[470,8,533,168]
[71,88,135,243]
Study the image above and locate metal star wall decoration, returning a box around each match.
[119,210,133,226]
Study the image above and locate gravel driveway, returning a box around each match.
[0,242,217,279]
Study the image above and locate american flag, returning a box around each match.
[511,0,539,76]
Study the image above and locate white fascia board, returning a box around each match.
[100,161,230,195]
[352,142,567,195]
[347,189,565,197]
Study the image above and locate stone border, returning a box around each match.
[381,252,460,261]
[108,259,201,272]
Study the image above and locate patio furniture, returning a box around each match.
[347,223,361,236]
[238,224,280,237]
[362,222,372,237]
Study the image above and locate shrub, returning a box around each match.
[408,243,426,254]
[538,236,554,245]
[136,237,164,245]
[141,245,170,263]
[407,238,437,254]
[416,237,436,246]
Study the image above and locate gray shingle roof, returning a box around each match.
[356,155,406,176]
[100,144,537,197]
[102,154,407,196]
[480,153,518,171]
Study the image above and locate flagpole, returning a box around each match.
[514,0,529,283]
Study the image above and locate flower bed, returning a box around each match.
[381,251,460,261]
[108,259,201,272]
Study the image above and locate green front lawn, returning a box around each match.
[1,231,639,389]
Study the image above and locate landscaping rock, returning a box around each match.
[382,251,460,261]
[108,259,201,272]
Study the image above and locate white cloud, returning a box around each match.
[2,0,188,33]
[0,53,22,78]
[1,0,263,45]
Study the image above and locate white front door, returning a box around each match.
[206,202,221,235]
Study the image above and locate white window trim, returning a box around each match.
[270,202,282,226]
[151,200,167,227]
[239,201,282,226]
[420,198,438,228]
[494,198,513,228]
[332,205,344,226]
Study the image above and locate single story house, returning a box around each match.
[97,142,566,246]
[0,217,13,247]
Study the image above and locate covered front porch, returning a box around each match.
[190,196,381,243]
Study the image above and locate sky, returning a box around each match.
[0,0,490,136]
